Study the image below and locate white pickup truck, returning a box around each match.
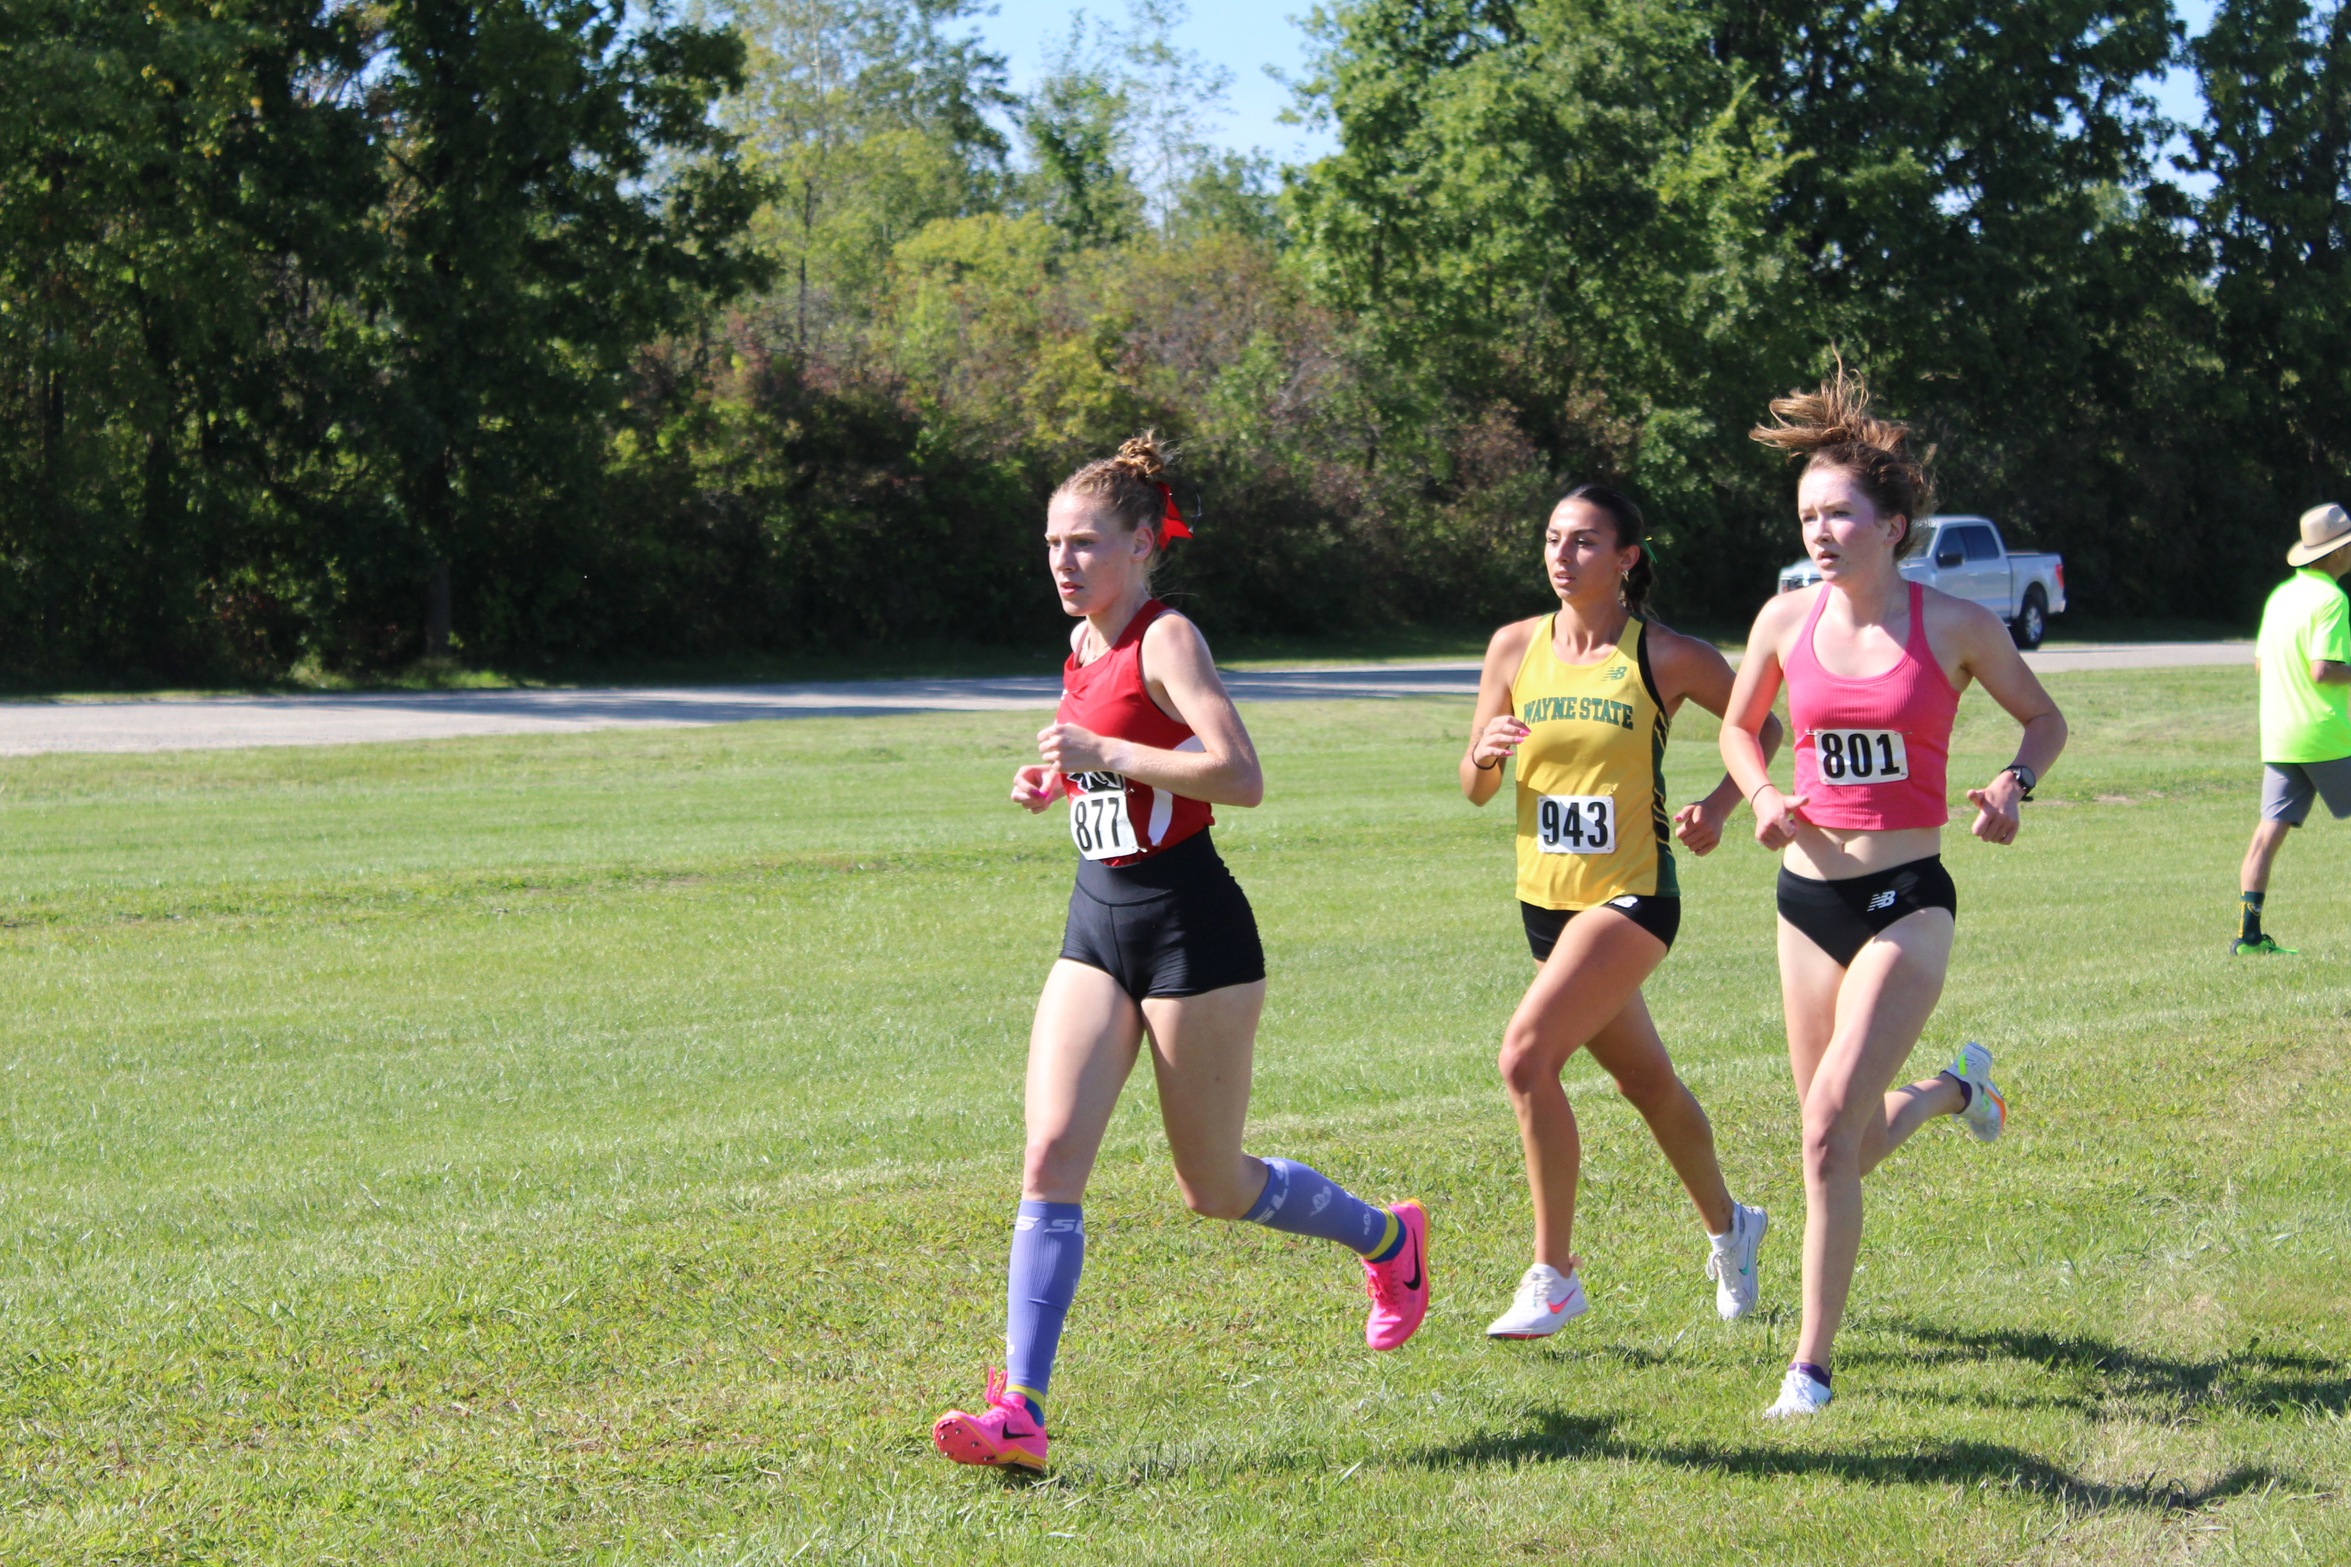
[1777,515,2067,649]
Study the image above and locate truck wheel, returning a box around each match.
[2011,587,2047,650]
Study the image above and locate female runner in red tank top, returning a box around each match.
[1718,370,2067,1419]
[932,436,1429,1475]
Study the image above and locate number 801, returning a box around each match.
[1817,730,1902,780]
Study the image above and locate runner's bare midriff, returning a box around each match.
[1782,823,1943,880]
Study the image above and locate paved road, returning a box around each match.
[0,642,2251,756]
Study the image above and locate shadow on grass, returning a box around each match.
[1874,1321,2350,1420]
[1407,1411,2287,1514]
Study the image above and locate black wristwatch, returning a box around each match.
[2002,764,2037,801]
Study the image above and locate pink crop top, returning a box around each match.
[1785,581,1959,831]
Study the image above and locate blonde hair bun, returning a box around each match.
[1056,430,1181,538]
[1108,432,1172,487]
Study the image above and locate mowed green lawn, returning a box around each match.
[1,669,2345,1565]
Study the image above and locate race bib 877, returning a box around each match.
[1813,729,1910,783]
[1068,770,1136,860]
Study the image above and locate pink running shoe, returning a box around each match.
[932,1368,1048,1472]
[1363,1200,1430,1351]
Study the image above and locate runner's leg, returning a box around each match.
[2241,765,2315,946]
[1140,980,1270,1220]
[1788,911,1953,1372]
[1000,960,1148,1417]
[1143,981,1399,1255]
[1497,909,1666,1271]
[1580,987,1735,1234]
[1023,960,1148,1202]
[2242,818,2291,897]
[1868,1073,1964,1175]
[1781,916,1960,1181]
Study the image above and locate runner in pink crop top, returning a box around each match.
[1715,364,2071,1426]
[1785,580,1959,831]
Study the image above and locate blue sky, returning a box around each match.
[970,0,1333,163]
[970,0,2222,169]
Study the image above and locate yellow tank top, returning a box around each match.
[1510,615,1678,909]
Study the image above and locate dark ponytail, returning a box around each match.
[1557,482,1656,619]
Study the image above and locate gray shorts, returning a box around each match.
[2261,758,2351,825]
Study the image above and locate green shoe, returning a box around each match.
[2230,934,2297,956]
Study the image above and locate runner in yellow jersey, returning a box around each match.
[1462,484,1784,1336]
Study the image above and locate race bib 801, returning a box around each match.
[1814,729,1909,783]
[1536,794,1616,855]
[1068,770,1136,860]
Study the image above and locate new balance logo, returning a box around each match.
[1866,889,1898,912]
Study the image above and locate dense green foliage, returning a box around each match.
[2,675,2346,1559]
[6,1,2351,680]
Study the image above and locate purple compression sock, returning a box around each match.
[1241,1157,1396,1257]
[1794,1361,1832,1389]
[1004,1200,1084,1418]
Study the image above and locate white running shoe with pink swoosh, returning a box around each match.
[1485,1262,1587,1338]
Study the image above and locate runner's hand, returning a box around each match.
[1672,800,1722,856]
[1751,785,1808,850]
[1012,764,1060,813]
[1473,715,1531,770]
[1037,721,1113,775]
[1966,776,2022,845]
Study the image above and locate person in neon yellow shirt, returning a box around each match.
[2237,502,2351,955]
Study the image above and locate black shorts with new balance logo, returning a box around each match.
[1775,855,1957,968]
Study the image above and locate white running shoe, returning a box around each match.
[1763,1364,1832,1419]
[1484,1263,1587,1338]
[1704,1202,1768,1320]
[1948,1041,2006,1144]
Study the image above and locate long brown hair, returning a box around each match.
[1750,364,1935,556]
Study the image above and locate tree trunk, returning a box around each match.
[39,365,62,654]
[426,559,452,657]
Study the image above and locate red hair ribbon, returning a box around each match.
[1154,482,1194,541]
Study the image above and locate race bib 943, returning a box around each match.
[1068,770,1136,860]
[1813,729,1910,783]
[1536,794,1616,855]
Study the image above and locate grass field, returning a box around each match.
[2,668,2345,1564]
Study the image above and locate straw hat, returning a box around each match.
[2288,503,2351,567]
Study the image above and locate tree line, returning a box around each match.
[4,0,2347,683]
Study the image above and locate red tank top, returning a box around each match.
[1058,600,1213,865]
[1785,581,1959,831]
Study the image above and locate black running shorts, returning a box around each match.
[1060,830,1266,1000]
[1520,895,1682,962]
[1775,855,1957,968]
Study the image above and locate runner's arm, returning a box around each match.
[1462,620,1539,805]
[1011,626,1089,809]
[1654,629,1781,852]
[1012,764,1062,812]
[1953,600,2068,844]
[1720,595,1808,847]
[1035,613,1264,806]
[2311,590,2351,683]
